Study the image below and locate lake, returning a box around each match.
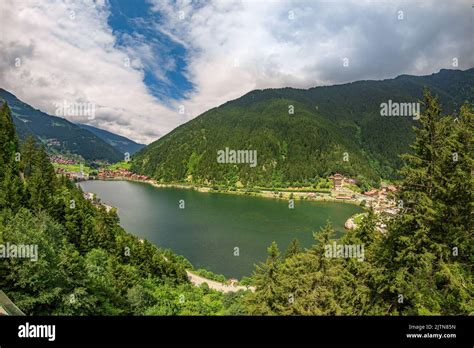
[79,180,363,278]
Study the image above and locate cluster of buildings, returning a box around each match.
[45,138,61,147]
[54,167,90,181]
[362,183,399,217]
[363,184,397,198]
[328,177,401,232]
[328,173,399,219]
[51,155,90,181]
[97,168,151,182]
[52,163,154,184]
[49,155,77,165]
[327,173,359,200]
[329,173,357,190]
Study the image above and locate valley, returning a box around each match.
[0,70,471,317]
[131,69,474,187]
[0,1,472,341]
[79,179,364,278]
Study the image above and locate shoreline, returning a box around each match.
[79,177,371,285]
[91,177,365,207]
[85,176,367,233]
[186,270,255,293]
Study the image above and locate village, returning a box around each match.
[49,155,76,165]
[264,173,398,219]
[50,155,151,182]
[329,173,398,214]
[327,173,399,231]
[96,168,151,182]
[93,170,400,220]
[51,153,399,232]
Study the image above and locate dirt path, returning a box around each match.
[186,271,255,293]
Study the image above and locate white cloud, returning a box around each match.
[152,0,473,124]
[0,0,472,144]
[0,0,180,144]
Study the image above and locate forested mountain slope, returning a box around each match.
[0,89,122,162]
[78,123,145,155]
[1,91,471,316]
[0,102,241,315]
[132,68,473,186]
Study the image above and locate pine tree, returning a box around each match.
[352,209,377,245]
[20,136,37,179]
[245,241,282,315]
[0,102,19,165]
[341,210,383,315]
[440,103,473,264]
[28,145,56,212]
[379,91,474,315]
[310,220,335,270]
[0,166,23,212]
[0,102,23,211]
[284,238,301,259]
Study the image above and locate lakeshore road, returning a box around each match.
[186,271,255,293]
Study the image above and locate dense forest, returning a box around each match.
[0,89,472,316]
[245,92,473,315]
[0,101,245,315]
[132,68,473,187]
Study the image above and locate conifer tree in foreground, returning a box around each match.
[284,238,301,259]
[0,102,23,212]
[0,102,218,316]
[246,91,473,315]
[245,242,282,315]
[0,93,471,316]
[376,91,473,315]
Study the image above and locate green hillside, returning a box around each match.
[1,86,471,317]
[0,101,241,315]
[0,89,123,163]
[78,123,145,155]
[132,68,474,186]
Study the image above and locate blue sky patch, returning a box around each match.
[107,0,194,105]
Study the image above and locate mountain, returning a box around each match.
[77,123,145,155]
[0,89,122,163]
[132,68,474,187]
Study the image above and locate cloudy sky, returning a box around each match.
[0,0,472,144]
